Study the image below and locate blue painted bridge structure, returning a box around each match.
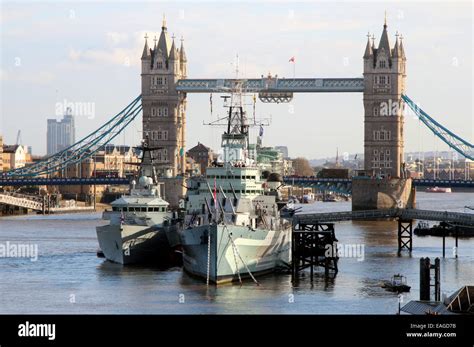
[0,176,472,190]
[284,176,474,193]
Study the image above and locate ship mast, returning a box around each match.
[203,55,270,167]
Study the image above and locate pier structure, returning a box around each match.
[293,208,474,255]
[420,257,441,302]
[291,221,339,280]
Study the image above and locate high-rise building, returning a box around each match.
[140,17,187,176]
[363,19,406,178]
[0,135,3,172]
[47,113,75,155]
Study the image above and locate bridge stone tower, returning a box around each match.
[141,18,187,177]
[353,19,414,210]
[363,19,406,178]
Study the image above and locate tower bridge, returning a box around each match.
[2,17,473,209]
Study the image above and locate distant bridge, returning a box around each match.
[0,176,472,189]
[0,191,95,213]
[0,177,131,187]
[284,177,474,189]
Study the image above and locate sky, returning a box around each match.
[1,0,472,159]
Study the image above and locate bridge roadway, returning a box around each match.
[176,78,365,93]
[294,208,474,226]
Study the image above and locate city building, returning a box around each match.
[141,18,187,177]
[47,113,76,155]
[249,144,294,176]
[2,144,29,171]
[363,19,406,178]
[275,146,289,159]
[186,142,214,175]
[185,156,201,176]
[58,144,140,199]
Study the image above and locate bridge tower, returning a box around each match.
[353,18,414,210]
[141,17,187,177]
[363,18,406,178]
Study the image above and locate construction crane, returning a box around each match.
[15,130,22,145]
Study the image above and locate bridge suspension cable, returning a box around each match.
[402,94,473,161]
[5,95,143,177]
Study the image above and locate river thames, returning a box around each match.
[0,192,472,314]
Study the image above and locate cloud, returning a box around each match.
[0,7,33,25]
[68,47,140,67]
[66,31,152,68]
[1,69,55,84]
[106,32,130,46]
[279,19,364,33]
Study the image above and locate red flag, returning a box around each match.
[289,56,295,63]
[213,177,217,206]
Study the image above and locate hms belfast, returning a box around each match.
[178,82,292,284]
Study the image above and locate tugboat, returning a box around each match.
[179,80,292,284]
[382,274,411,293]
[96,138,181,265]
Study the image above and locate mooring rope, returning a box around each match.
[206,232,211,286]
[227,226,242,285]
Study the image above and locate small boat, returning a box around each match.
[414,221,430,235]
[382,274,411,293]
[426,186,452,193]
[414,221,474,237]
[322,195,338,202]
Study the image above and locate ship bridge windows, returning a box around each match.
[112,206,166,212]
[207,174,256,180]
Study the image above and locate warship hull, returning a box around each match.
[179,224,291,284]
[96,224,181,265]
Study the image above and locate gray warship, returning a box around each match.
[179,81,291,284]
